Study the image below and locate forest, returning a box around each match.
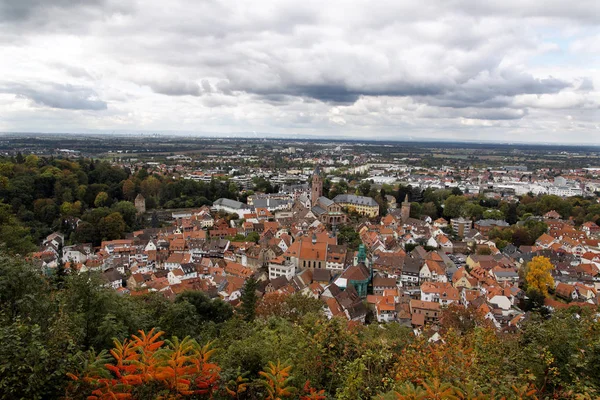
[1,253,599,399]
[0,155,237,251]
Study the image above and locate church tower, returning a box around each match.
[311,165,323,207]
[400,194,410,222]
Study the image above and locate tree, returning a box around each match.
[111,201,138,229]
[439,303,491,335]
[358,181,371,196]
[483,209,505,220]
[97,212,126,241]
[140,176,161,198]
[256,293,323,322]
[151,211,160,228]
[122,179,136,200]
[525,256,555,296]
[240,277,258,322]
[175,291,233,324]
[94,191,110,208]
[246,231,260,243]
[421,202,438,219]
[443,195,467,218]
[0,203,36,255]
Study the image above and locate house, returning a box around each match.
[574,283,597,301]
[368,295,397,323]
[167,268,184,285]
[433,218,448,228]
[436,235,453,254]
[326,244,348,271]
[420,282,459,306]
[486,290,512,315]
[180,263,198,280]
[452,268,477,289]
[401,257,421,286]
[409,299,441,326]
[321,283,367,322]
[474,219,510,235]
[491,268,519,284]
[268,256,295,280]
[372,276,398,295]
[265,276,290,293]
[212,198,251,218]
[555,282,577,301]
[582,222,600,237]
[62,243,93,263]
[43,232,64,250]
[102,268,124,289]
[164,253,192,270]
[544,210,562,220]
[127,273,151,289]
[420,260,447,283]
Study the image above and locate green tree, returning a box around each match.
[240,277,258,322]
[97,212,126,240]
[247,231,260,243]
[443,195,467,218]
[175,291,233,324]
[94,191,110,208]
[111,201,138,229]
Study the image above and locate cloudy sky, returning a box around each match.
[1,0,599,143]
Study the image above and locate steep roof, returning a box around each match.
[340,262,370,282]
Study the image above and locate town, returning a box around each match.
[15,136,600,333]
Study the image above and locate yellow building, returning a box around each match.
[333,194,380,218]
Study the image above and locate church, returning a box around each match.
[308,166,348,225]
[310,166,384,223]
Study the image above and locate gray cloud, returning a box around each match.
[0,82,107,110]
[577,77,595,92]
[1,0,599,141]
[147,80,202,96]
[0,0,104,21]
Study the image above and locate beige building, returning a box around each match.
[333,194,379,218]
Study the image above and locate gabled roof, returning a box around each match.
[340,262,370,282]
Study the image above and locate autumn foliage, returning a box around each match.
[259,360,295,399]
[525,256,555,296]
[66,328,220,399]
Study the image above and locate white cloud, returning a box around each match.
[0,0,599,143]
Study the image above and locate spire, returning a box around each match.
[403,194,409,204]
[313,164,322,177]
[357,244,366,264]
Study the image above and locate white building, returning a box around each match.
[268,259,296,280]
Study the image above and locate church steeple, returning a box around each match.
[311,165,323,207]
[401,194,410,222]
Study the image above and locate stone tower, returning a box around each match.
[311,165,323,207]
[134,193,146,215]
[400,194,410,222]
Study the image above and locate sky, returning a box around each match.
[0,0,599,143]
